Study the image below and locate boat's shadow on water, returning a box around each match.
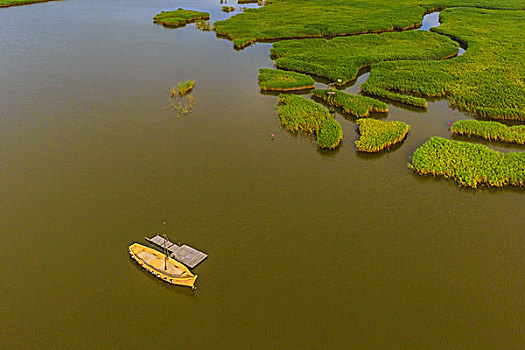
[128,257,198,300]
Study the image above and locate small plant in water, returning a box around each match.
[221,6,235,13]
[173,80,195,97]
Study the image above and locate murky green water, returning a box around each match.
[1,0,524,348]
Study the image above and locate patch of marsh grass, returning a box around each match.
[153,8,210,28]
[410,137,525,188]
[451,120,525,145]
[258,69,315,91]
[355,118,410,152]
[311,89,388,117]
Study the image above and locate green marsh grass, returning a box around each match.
[0,0,55,7]
[153,9,210,28]
[355,118,410,152]
[277,94,343,149]
[270,31,458,85]
[311,89,388,118]
[451,120,525,145]
[258,69,315,91]
[214,0,523,48]
[317,119,343,149]
[410,137,525,188]
[362,8,525,120]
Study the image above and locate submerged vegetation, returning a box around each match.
[277,94,342,149]
[311,89,388,118]
[451,120,525,145]
[172,80,195,97]
[410,137,525,188]
[195,20,212,31]
[153,9,210,28]
[270,31,458,85]
[363,8,525,119]
[355,119,410,152]
[258,69,315,91]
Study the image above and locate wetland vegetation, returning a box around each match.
[153,9,210,28]
[410,137,525,188]
[0,0,54,7]
[258,69,315,91]
[356,119,410,152]
[270,31,458,85]
[363,8,525,120]
[221,6,235,13]
[311,89,388,118]
[277,94,342,149]
[172,80,195,97]
[451,120,525,145]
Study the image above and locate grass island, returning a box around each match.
[258,69,315,91]
[410,137,525,188]
[277,94,342,149]
[451,120,525,145]
[153,9,210,28]
[355,119,410,152]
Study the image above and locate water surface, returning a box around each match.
[1,0,524,348]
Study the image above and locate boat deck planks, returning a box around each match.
[145,235,207,268]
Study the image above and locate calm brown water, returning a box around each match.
[1,0,524,348]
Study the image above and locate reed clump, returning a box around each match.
[311,89,388,117]
[195,20,212,31]
[270,31,458,85]
[222,6,235,13]
[451,120,525,145]
[153,9,210,28]
[362,8,525,120]
[277,94,342,149]
[355,118,409,152]
[171,80,195,97]
[410,137,525,188]
[258,69,315,91]
[316,118,343,149]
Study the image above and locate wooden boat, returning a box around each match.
[129,243,197,289]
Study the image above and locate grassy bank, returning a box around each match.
[277,94,342,149]
[258,69,315,91]
[362,8,525,120]
[356,119,409,152]
[0,0,56,7]
[153,9,210,28]
[451,120,525,145]
[311,89,388,118]
[270,31,458,85]
[410,137,525,188]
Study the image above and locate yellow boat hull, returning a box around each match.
[129,243,197,289]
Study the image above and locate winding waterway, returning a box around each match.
[1,0,524,348]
